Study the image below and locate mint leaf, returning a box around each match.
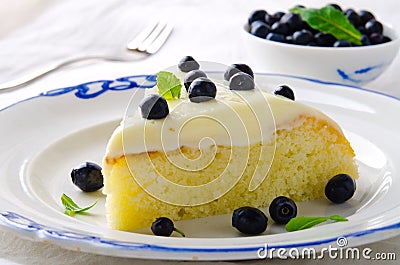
[61,193,80,210]
[329,215,348,222]
[61,193,98,217]
[156,71,182,100]
[286,216,328,232]
[286,214,348,232]
[291,6,362,45]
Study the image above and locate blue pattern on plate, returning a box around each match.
[0,74,157,111]
[40,75,157,99]
[1,72,399,112]
[1,211,400,253]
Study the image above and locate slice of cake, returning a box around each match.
[102,61,358,231]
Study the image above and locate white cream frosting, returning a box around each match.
[105,82,341,158]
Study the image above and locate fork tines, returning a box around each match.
[127,20,173,54]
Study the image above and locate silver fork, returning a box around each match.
[0,20,173,91]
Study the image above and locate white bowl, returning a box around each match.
[241,24,400,86]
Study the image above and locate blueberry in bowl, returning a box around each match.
[242,4,400,85]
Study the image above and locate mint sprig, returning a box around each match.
[156,71,182,100]
[61,193,98,217]
[286,215,348,232]
[291,5,362,45]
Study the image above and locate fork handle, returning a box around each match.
[0,55,131,92]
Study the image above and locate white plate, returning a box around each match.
[0,72,399,261]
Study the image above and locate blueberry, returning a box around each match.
[370,33,384,45]
[280,13,303,32]
[292,30,314,45]
[273,11,285,20]
[184,70,207,90]
[188,77,217,103]
[285,35,293,44]
[178,56,200,72]
[359,10,375,25]
[361,34,371,45]
[224,64,254,81]
[264,14,280,26]
[269,196,297,224]
[314,32,336,47]
[365,20,383,35]
[345,10,361,27]
[328,3,342,12]
[274,85,295,100]
[250,21,271,38]
[232,206,268,235]
[139,94,169,119]
[271,22,291,36]
[301,21,318,34]
[229,72,255,91]
[357,25,367,35]
[343,8,355,15]
[325,174,356,204]
[266,32,286,43]
[71,162,103,192]
[151,217,185,237]
[248,10,268,25]
[333,40,352,47]
[382,36,392,43]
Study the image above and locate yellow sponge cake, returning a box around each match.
[102,63,358,231]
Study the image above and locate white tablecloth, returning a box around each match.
[0,0,399,264]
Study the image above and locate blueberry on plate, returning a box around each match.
[178,56,200,72]
[71,162,103,192]
[224,63,254,81]
[232,206,268,235]
[274,85,295,100]
[151,217,185,237]
[188,77,217,103]
[325,174,356,204]
[229,72,255,91]
[184,70,207,90]
[269,196,297,224]
[139,94,169,119]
